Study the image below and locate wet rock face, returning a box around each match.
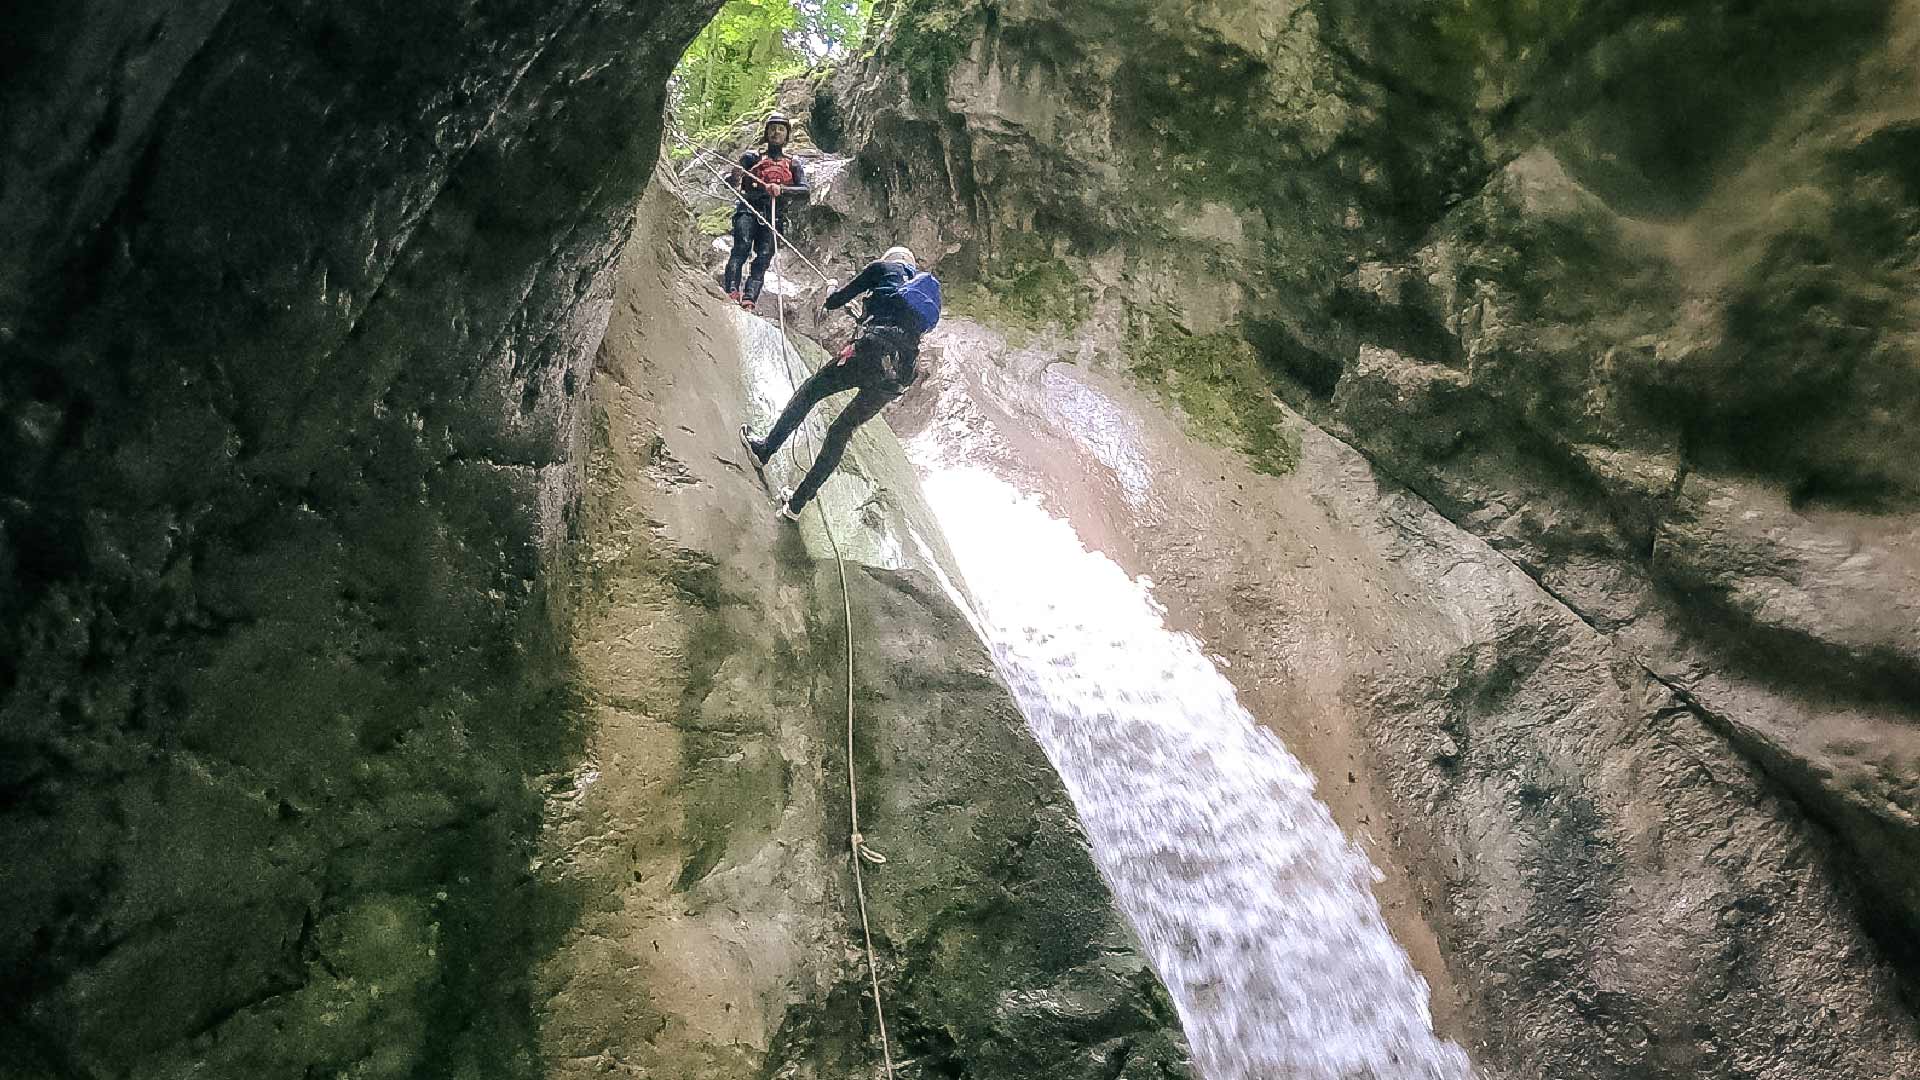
[1309,8,1920,979]
[811,0,1920,1074]
[1,2,717,1074]
[554,181,1189,1079]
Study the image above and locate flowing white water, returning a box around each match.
[912,462,1476,1080]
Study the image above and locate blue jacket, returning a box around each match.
[825,259,919,334]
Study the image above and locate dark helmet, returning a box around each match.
[763,111,791,142]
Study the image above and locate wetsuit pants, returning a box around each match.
[749,328,918,510]
[724,209,776,301]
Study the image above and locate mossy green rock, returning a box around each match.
[1128,317,1300,475]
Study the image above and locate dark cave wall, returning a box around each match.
[0,2,720,1075]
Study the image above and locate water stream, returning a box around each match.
[909,459,1476,1079]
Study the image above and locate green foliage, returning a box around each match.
[804,0,875,59]
[1128,317,1300,475]
[670,1,874,149]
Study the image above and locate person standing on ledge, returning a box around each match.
[741,245,942,521]
[723,111,809,312]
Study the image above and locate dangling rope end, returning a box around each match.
[741,166,897,1080]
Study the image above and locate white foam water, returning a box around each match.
[914,463,1476,1080]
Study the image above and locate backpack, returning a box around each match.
[895,271,942,334]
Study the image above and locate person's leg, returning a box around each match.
[750,360,862,461]
[786,385,899,511]
[723,211,754,296]
[743,221,776,302]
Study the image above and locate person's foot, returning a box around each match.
[739,424,767,470]
[727,289,742,304]
[774,489,802,522]
[740,298,756,312]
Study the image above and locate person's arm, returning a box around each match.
[733,151,761,194]
[779,157,811,199]
[825,261,886,310]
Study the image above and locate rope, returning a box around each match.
[766,199,900,1080]
[669,108,900,1079]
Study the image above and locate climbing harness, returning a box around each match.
[765,197,901,1080]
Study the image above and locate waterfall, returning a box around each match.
[911,458,1476,1080]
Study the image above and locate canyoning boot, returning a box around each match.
[774,489,801,523]
[740,297,756,312]
[727,289,742,306]
[739,424,769,485]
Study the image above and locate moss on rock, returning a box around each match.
[890,0,981,102]
[1127,316,1301,476]
[697,204,735,236]
[946,237,1094,330]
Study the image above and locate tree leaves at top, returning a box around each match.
[671,0,875,153]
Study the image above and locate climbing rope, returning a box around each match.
[667,103,781,169]
[765,198,900,1080]
[670,115,899,1075]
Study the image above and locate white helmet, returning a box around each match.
[881,245,917,267]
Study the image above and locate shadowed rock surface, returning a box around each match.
[0,2,712,1074]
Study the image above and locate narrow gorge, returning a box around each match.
[4,3,1917,1079]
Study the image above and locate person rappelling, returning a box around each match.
[741,245,942,521]
[724,112,810,311]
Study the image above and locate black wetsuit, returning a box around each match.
[748,259,923,511]
[723,148,809,302]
